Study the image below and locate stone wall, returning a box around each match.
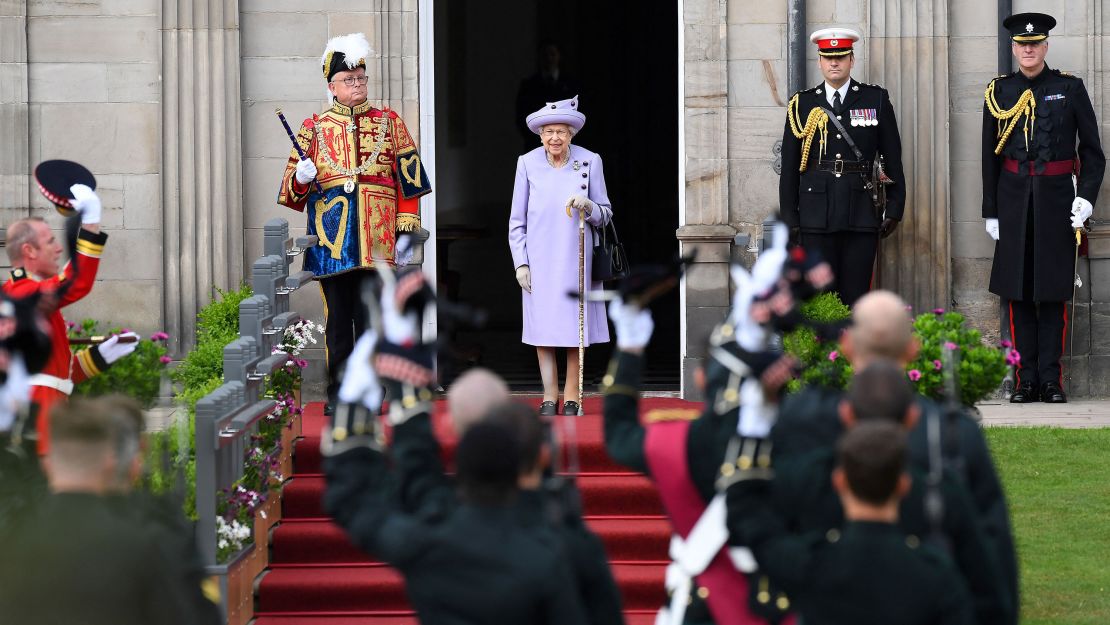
[22,0,163,334]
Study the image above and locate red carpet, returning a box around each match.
[254,396,701,624]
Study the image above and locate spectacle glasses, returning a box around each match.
[541,128,570,138]
[332,76,369,87]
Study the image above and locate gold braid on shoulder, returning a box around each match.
[787,94,829,172]
[985,80,1036,155]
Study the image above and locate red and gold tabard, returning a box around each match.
[2,229,111,454]
[278,100,432,277]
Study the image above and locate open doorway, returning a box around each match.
[432,0,679,390]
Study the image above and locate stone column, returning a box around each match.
[162,0,245,353]
[679,0,735,399]
[0,1,29,256]
[868,0,951,312]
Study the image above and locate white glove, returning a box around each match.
[394,235,414,267]
[985,218,999,241]
[295,158,318,185]
[1071,197,1093,229]
[380,275,419,346]
[609,299,654,350]
[737,380,775,438]
[338,330,382,409]
[69,184,102,225]
[516,265,532,293]
[565,194,597,216]
[0,356,31,433]
[97,332,141,364]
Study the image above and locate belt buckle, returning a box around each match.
[833,159,845,175]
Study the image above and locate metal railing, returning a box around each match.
[193,218,317,572]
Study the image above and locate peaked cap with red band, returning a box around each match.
[33,160,96,216]
[810,27,861,57]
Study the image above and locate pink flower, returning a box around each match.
[159,355,172,364]
[944,341,958,351]
[907,369,922,382]
[1000,339,1012,349]
[828,350,839,362]
[933,308,945,315]
[150,331,169,341]
[933,360,942,370]
[1006,349,1021,366]
[66,321,77,329]
[295,358,309,368]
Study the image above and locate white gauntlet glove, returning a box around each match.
[337,330,383,409]
[609,299,654,350]
[515,265,532,293]
[565,194,596,216]
[394,235,414,267]
[69,184,102,225]
[985,218,999,241]
[295,158,318,185]
[1071,197,1093,229]
[97,332,140,364]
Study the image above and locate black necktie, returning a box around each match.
[832,90,842,113]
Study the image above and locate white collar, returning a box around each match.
[824,80,850,104]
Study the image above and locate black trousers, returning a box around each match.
[800,231,878,308]
[320,271,371,404]
[1009,300,1067,388]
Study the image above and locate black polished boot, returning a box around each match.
[1009,381,1039,403]
[1040,381,1067,403]
[562,400,580,416]
[538,400,558,416]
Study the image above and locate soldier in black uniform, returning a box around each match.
[768,362,1013,625]
[0,399,191,625]
[771,290,1019,619]
[982,13,1106,403]
[726,421,976,625]
[779,28,906,307]
[322,270,588,625]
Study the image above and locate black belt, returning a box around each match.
[816,159,872,174]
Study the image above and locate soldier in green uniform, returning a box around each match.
[768,362,1013,625]
[982,13,1105,404]
[726,421,975,625]
[322,269,589,625]
[771,290,1019,616]
[0,399,190,625]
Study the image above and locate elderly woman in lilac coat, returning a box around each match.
[509,97,613,416]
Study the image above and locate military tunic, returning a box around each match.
[726,479,976,625]
[388,409,626,625]
[779,79,906,306]
[982,66,1105,302]
[772,448,1014,625]
[771,388,1019,620]
[324,444,589,625]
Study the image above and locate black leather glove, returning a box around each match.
[879,217,899,239]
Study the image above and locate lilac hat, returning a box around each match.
[525,96,586,135]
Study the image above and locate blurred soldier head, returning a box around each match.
[43,398,120,494]
[832,421,910,518]
[5,218,63,279]
[483,400,548,489]
[839,360,920,430]
[841,290,918,368]
[454,421,521,506]
[447,368,511,435]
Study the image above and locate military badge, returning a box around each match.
[1045,94,1065,102]
[850,109,878,127]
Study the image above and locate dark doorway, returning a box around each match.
[433,0,680,390]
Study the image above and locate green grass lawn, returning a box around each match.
[986,427,1110,624]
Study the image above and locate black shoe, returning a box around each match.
[324,402,336,417]
[538,401,558,416]
[1040,382,1067,403]
[1009,381,1039,403]
[562,401,580,416]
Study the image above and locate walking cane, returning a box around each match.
[577,207,586,417]
[1068,227,1082,396]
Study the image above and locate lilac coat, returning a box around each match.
[509,145,613,347]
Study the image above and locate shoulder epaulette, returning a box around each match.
[1057,69,1078,78]
[644,408,700,424]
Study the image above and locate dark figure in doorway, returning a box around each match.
[516,40,581,149]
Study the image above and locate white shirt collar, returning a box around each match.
[824,81,851,107]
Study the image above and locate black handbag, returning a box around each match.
[591,220,630,282]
